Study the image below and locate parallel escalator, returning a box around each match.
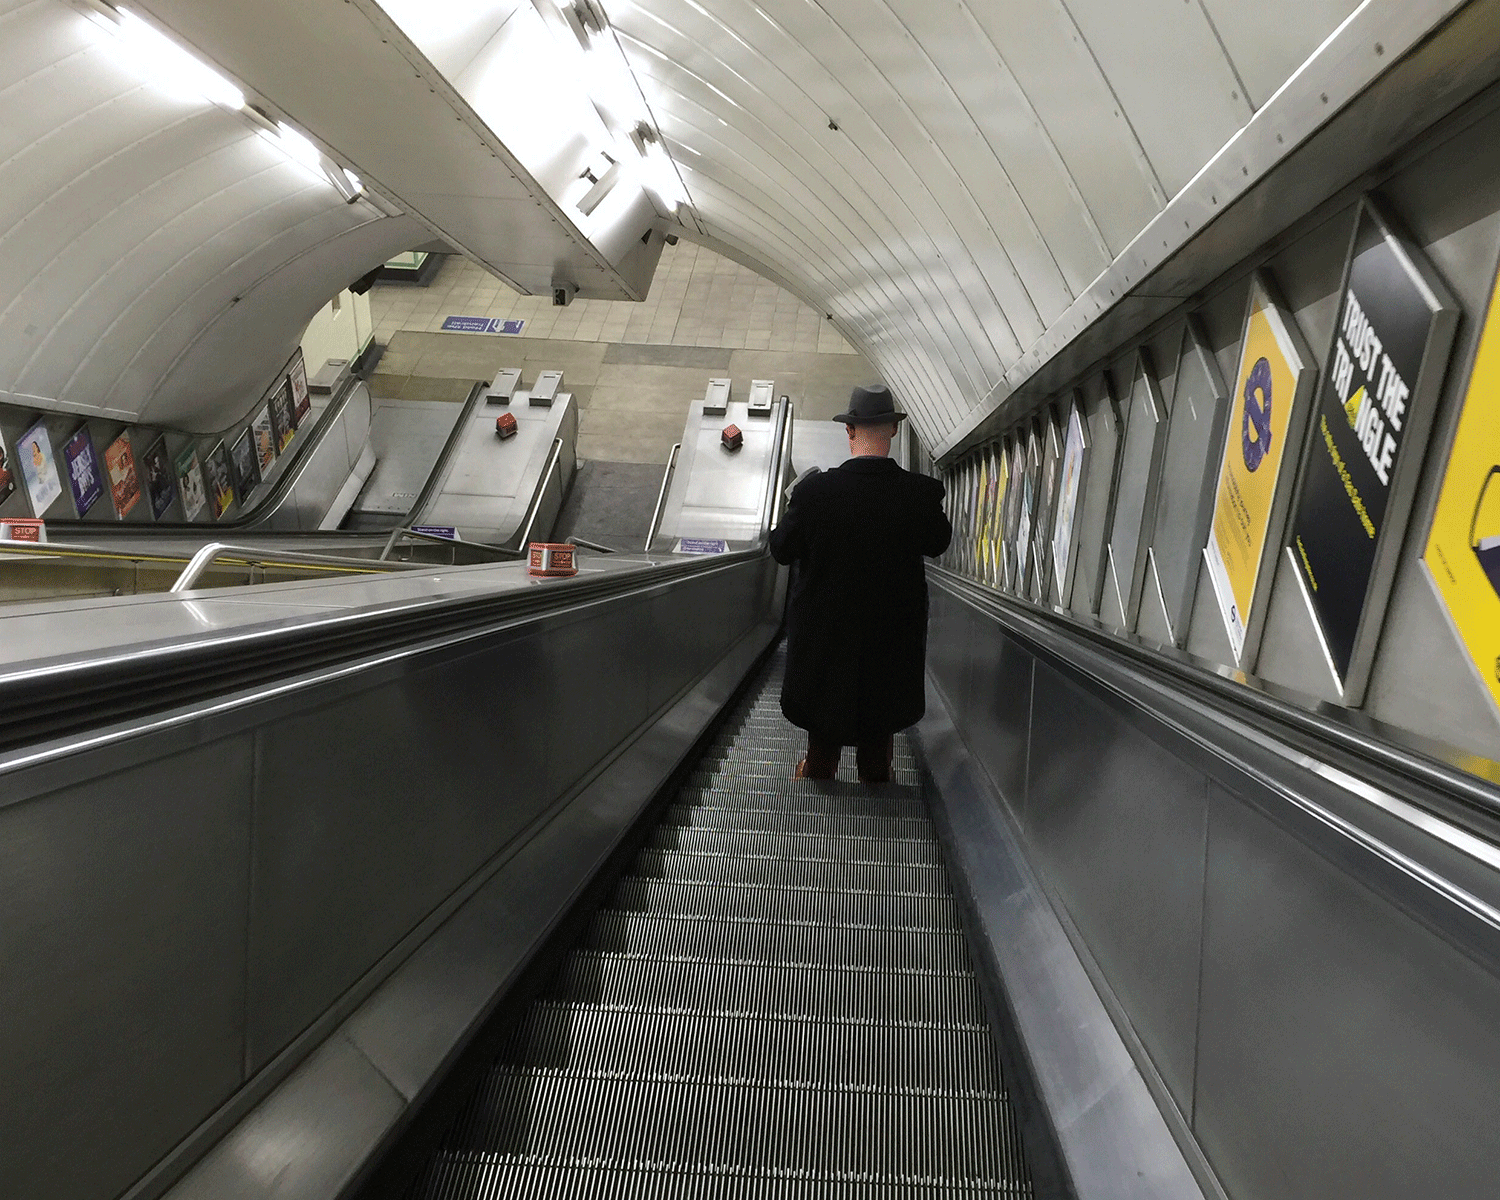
[397,648,1035,1199]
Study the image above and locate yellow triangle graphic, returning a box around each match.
[1344,385,1365,429]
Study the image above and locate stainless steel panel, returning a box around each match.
[955,616,1034,819]
[1150,323,1231,646]
[352,398,465,517]
[1071,375,1122,618]
[1194,780,1500,1200]
[656,401,779,547]
[1105,355,1169,632]
[1025,662,1208,1118]
[168,1032,404,1200]
[0,737,253,1200]
[246,635,553,1069]
[917,679,1209,1200]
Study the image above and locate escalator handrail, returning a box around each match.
[0,547,773,765]
[644,442,682,551]
[517,438,565,549]
[168,541,416,592]
[931,565,1500,822]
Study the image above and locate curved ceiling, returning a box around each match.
[605,0,1364,445]
[0,0,429,431]
[6,0,1472,448]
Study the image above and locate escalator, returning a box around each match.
[384,647,1034,1200]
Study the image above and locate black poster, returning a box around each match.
[1286,200,1455,686]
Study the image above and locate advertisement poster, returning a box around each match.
[1016,437,1036,595]
[974,453,989,578]
[1003,440,1025,590]
[1286,199,1457,696]
[1053,402,1088,603]
[0,429,15,505]
[63,426,103,516]
[252,405,277,471]
[104,434,141,518]
[18,420,63,515]
[1425,270,1500,714]
[289,352,312,424]
[205,442,235,520]
[269,381,297,454]
[230,426,260,502]
[991,443,1009,587]
[1203,275,1313,665]
[175,445,207,520]
[142,437,176,519]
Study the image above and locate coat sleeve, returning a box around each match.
[918,477,953,558]
[769,477,813,564]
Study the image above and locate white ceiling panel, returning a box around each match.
[1200,0,1364,108]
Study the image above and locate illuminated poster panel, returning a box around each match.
[991,440,1009,589]
[1015,431,1038,598]
[1052,398,1089,608]
[1203,273,1314,667]
[1425,259,1500,715]
[1285,198,1457,703]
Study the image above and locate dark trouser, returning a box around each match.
[803,732,894,783]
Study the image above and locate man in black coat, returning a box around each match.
[769,385,951,783]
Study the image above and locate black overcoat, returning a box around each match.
[769,456,951,743]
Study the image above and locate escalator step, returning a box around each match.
[609,875,963,930]
[629,847,952,896]
[646,825,945,867]
[581,911,971,973]
[496,1003,1002,1093]
[658,803,934,841]
[437,1071,1025,1181]
[551,951,988,1024]
[403,646,1031,1200]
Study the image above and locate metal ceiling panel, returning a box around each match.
[1200,0,1364,109]
[1062,0,1253,194]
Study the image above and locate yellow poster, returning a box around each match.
[1205,276,1310,663]
[1425,269,1500,714]
[991,446,1009,586]
[975,453,989,579]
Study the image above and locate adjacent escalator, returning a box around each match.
[392,647,1034,1199]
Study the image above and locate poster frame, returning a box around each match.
[1075,372,1124,618]
[1105,350,1170,633]
[1422,238,1500,720]
[1031,405,1063,604]
[1001,436,1023,592]
[142,436,176,520]
[990,436,1010,589]
[205,441,236,520]
[1283,194,1458,706]
[1051,392,1091,610]
[176,444,207,521]
[1202,270,1317,673]
[1015,425,1041,600]
[1148,317,1232,647]
[103,432,142,519]
[18,419,64,516]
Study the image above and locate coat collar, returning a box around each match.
[837,455,901,473]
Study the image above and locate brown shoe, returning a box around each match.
[793,758,809,780]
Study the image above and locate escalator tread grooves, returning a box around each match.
[410,648,1034,1198]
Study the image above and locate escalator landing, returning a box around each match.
[410,649,1034,1198]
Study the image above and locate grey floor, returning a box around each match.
[368,245,876,467]
[551,460,663,552]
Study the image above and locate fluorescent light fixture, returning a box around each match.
[103,7,245,110]
[274,121,323,171]
[638,139,686,208]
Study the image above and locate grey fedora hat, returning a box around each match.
[833,383,906,425]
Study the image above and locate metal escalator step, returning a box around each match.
[646,826,945,867]
[497,1003,1002,1093]
[582,911,972,973]
[436,1071,1026,1183]
[419,1154,1028,1199]
[674,786,929,821]
[659,803,933,841]
[630,848,953,896]
[691,766,922,787]
[683,777,924,807]
[609,876,963,931]
[551,951,988,1024]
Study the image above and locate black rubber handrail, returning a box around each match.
[931,566,1500,820]
[0,549,767,760]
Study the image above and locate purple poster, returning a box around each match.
[63,426,103,516]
